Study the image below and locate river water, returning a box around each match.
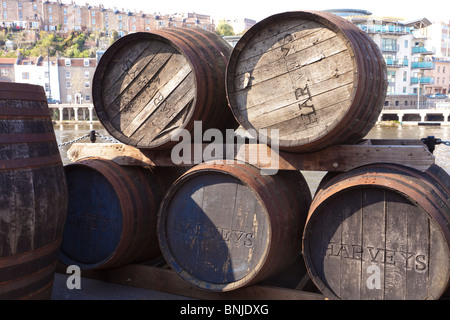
[54,122,450,194]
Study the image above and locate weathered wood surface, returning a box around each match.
[0,83,68,299]
[302,164,450,300]
[93,28,237,150]
[157,162,312,292]
[56,262,325,300]
[226,11,387,152]
[67,139,435,172]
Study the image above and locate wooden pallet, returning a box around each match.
[67,139,434,172]
[56,256,324,300]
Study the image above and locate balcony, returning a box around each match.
[385,58,409,68]
[411,61,435,69]
[357,24,413,35]
[410,77,434,84]
[412,46,435,55]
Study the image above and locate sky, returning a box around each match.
[62,0,449,23]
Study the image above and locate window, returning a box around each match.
[382,38,397,51]
[404,40,408,48]
[437,77,440,84]
[92,18,95,25]
[119,22,122,29]
[438,66,441,73]
[403,71,407,82]
[64,16,67,24]
[22,72,30,79]
[65,59,71,66]
[49,15,52,23]
[387,70,396,83]
[19,12,23,20]
[49,6,52,13]
[18,2,22,9]
[66,82,71,89]
[2,2,6,8]
[84,71,90,78]
[67,95,72,103]
[84,59,89,67]
[132,25,136,31]
[3,11,6,19]
[1,69,8,76]
[33,4,37,10]
[92,11,95,17]
[44,83,50,92]
[105,13,108,18]
[85,94,91,101]
[44,71,49,78]
[65,71,71,78]
[118,15,122,20]
[64,8,67,15]
[84,82,90,88]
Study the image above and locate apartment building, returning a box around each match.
[426,20,450,58]
[58,57,96,104]
[424,57,450,95]
[14,55,60,100]
[0,0,215,34]
[0,57,15,81]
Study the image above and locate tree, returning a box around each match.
[215,20,235,36]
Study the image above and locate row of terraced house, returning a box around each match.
[0,0,215,37]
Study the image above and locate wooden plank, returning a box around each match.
[73,264,325,300]
[67,140,435,172]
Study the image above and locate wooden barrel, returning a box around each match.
[93,27,238,150]
[0,83,68,299]
[226,11,387,152]
[59,158,185,270]
[302,163,450,300]
[157,162,312,292]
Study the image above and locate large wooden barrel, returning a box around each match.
[302,164,450,300]
[93,28,238,150]
[226,11,387,152]
[157,161,312,291]
[0,83,68,299]
[59,158,185,270]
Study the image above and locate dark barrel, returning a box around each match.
[92,27,238,150]
[226,11,387,152]
[157,161,312,292]
[59,158,185,270]
[302,163,450,300]
[0,83,68,299]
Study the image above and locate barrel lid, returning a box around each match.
[0,83,47,101]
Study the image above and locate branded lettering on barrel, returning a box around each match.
[324,241,428,271]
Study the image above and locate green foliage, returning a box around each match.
[215,20,235,36]
[7,30,93,58]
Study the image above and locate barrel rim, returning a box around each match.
[302,164,450,300]
[92,31,198,150]
[157,162,273,292]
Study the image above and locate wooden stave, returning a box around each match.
[302,163,450,300]
[157,161,311,292]
[0,83,68,299]
[93,29,238,150]
[226,11,386,152]
[153,27,235,132]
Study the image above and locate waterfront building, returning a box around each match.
[423,57,450,95]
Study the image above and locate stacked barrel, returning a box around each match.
[59,11,450,300]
